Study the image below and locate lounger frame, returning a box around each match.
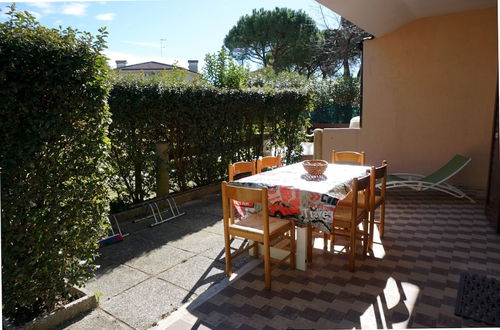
[380,156,474,203]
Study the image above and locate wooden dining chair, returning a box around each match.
[256,155,282,173]
[327,174,370,271]
[228,161,256,181]
[331,150,366,165]
[369,161,388,243]
[221,182,295,290]
[329,161,388,249]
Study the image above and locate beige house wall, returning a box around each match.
[322,6,497,189]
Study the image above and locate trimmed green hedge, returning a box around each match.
[0,8,110,322]
[108,81,312,206]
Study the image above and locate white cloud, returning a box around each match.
[61,3,88,16]
[27,2,54,14]
[95,12,115,21]
[122,40,161,48]
[27,10,43,19]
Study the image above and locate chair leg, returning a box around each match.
[368,210,375,250]
[349,227,356,272]
[362,218,369,255]
[224,232,232,276]
[264,240,271,290]
[380,202,386,238]
[290,224,296,269]
[323,232,328,250]
[252,241,259,258]
[229,202,235,239]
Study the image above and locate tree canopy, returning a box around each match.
[202,47,249,88]
[224,7,321,74]
[315,17,372,78]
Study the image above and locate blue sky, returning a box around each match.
[0,0,339,70]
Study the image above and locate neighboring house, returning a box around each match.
[314,0,499,226]
[115,60,200,81]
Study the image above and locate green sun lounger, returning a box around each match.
[382,154,474,203]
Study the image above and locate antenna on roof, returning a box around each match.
[160,38,166,57]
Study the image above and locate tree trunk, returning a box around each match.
[262,45,267,67]
[134,161,143,203]
[321,69,327,79]
[343,57,350,78]
[258,120,265,157]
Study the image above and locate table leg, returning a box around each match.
[295,227,308,271]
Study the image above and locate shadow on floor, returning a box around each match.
[172,190,500,329]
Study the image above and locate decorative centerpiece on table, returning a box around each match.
[302,160,328,180]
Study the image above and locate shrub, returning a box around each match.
[311,77,360,124]
[247,67,309,89]
[247,68,361,125]
[202,47,249,89]
[108,81,312,206]
[0,7,110,322]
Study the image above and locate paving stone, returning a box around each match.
[84,265,149,301]
[61,309,132,330]
[158,255,226,297]
[164,318,213,330]
[99,233,156,266]
[201,220,225,236]
[124,245,195,275]
[170,212,223,233]
[182,194,222,215]
[133,222,193,247]
[167,230,223,254]
[101,278,190,329]
[200,236,248,261]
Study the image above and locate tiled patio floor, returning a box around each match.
[159,190,500,329]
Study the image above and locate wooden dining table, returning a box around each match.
[231,162,370,270]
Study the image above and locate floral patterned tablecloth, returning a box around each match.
[231,162,370,233]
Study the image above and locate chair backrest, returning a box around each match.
[420,154,471,185]
[349,174,370,220]
[257,155,282,173]
[331,150,366,165]
[228,161,256,181]
[221,182,269,235]
[369,161,388,209]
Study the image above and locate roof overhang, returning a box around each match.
[316,0,496,37]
